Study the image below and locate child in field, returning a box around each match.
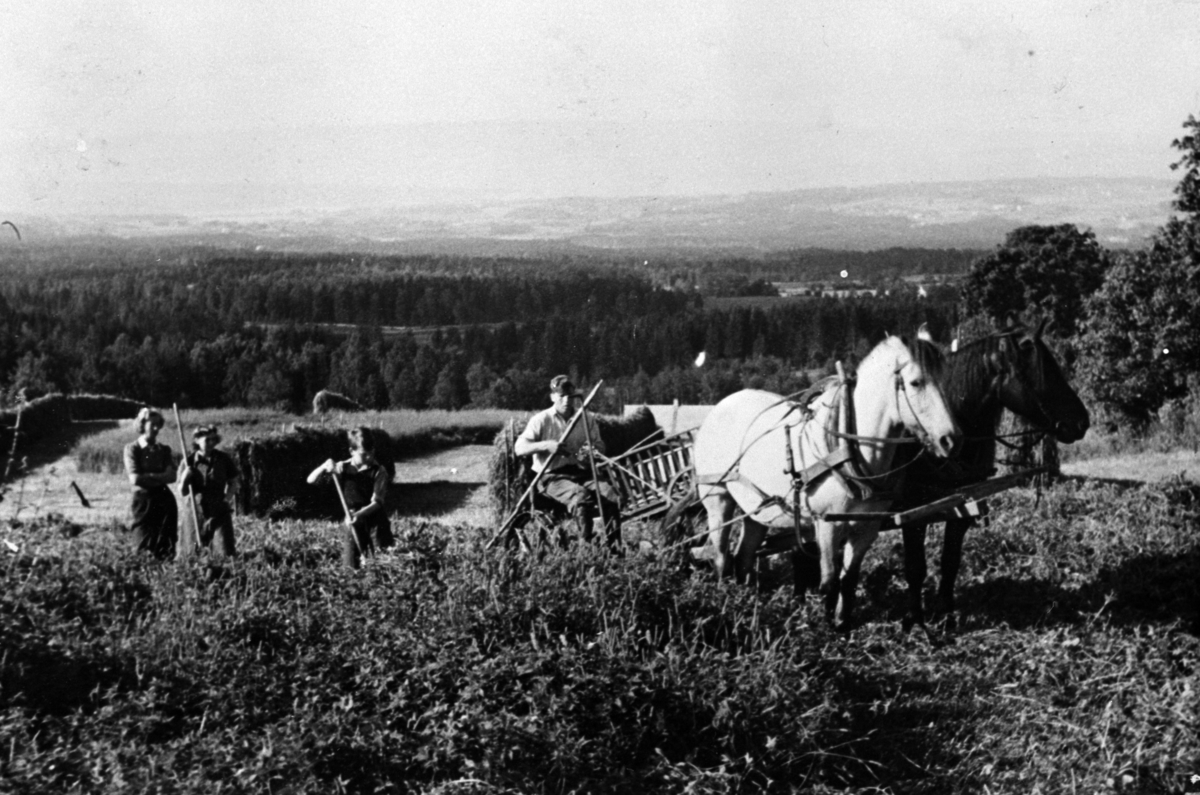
[307,427,394,569]
[177,425,240,559]
[123,408,178,560]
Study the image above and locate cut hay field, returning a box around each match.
[2,424,1198,794]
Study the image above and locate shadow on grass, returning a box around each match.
[955,549,1200,635]
[821,667,984,792]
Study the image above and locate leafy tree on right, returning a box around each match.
[1077,114,1200,424]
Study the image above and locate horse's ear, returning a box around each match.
[917,323,933,343]
[1003,312,1020,331]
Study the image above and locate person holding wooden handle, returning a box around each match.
[514,375,622,550]
[177,424,240,559]
[307,427,393,569]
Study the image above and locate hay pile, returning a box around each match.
[311,389,364,414]
[486,406,661,522]
[1,394,71,479]
[65,394,144,421]
[231,426,396,518]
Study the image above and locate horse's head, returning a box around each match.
[872,332,961,458]
[989,318,1090,443]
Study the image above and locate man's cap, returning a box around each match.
[549,375,581,396]
[192,425,221,442]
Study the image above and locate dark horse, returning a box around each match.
[893,319,1090,632]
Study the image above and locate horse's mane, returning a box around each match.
[909,335,947,381]
[860,334,947,380]
[943,334,1004,414]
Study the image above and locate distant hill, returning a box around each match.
[5,177,1174,253]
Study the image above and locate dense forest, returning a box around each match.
[0,244,963,413]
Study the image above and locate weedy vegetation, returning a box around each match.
[2,464,1197,793]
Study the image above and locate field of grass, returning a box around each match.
[2,453,1197,792]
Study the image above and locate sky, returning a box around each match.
[2,0,1199,215]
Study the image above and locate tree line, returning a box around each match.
[0,258,957,413]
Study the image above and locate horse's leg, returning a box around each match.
[936,517,972,629]
[701,490,737,579]
[792,538,821,599]
[901,524,929,633]
[833,525,880,631]
[814,520,844,623]
[733,517,768,586]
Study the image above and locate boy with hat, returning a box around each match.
[177,425,241,559]
[514,375,622,549]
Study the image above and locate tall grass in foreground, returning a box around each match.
[2,476,1197,793]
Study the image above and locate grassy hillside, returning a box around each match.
[2,473,1196,793]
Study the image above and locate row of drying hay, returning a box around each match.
[65,394,145,421]
[73,406,514,476]
[4,393,165,478]
[231,426,398,518]
[311,389,363,413]
[486,406,662,522]
[233,416,518,518]
[1,394,71,479]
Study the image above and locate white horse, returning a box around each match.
[692,333,961,629]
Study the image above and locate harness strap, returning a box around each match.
[797,444,853,485]
[697,470,802,520]
[825,428,924,445]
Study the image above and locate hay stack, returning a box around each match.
[1,394,71,480]
[65,394,144,421]
[595,405,660,456]
[486,406,662,522]
[231,426,396,518]
[312,389,364,414]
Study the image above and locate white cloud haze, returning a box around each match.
[2,0,1198,214]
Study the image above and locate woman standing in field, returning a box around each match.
[306,427,394,569]
[177,425,240,559]
[123,408,178,559]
